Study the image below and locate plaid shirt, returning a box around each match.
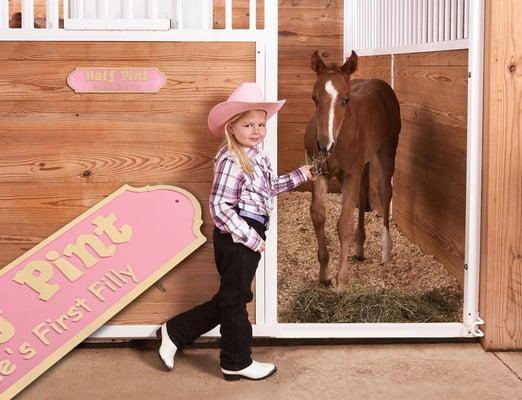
[210,145,307,251]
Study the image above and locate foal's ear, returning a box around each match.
[341,50,358,76]
[311,51,326,74]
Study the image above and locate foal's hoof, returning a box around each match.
[352,255,366,262]
[320,279,332,287]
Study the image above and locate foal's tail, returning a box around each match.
[359,162,372,212]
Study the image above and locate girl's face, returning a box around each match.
[229,110,267,148]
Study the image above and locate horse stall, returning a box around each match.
[0,0,280,340]
[276,0,485,339]
[0,0,486,344]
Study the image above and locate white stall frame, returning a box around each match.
[0,0,484,340]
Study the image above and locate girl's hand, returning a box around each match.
[301,165,316,181]
[257,241,265,253]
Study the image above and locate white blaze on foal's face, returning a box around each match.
[324,80,338,151]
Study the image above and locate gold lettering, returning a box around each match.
[85,71,95,81]
[0,359,16,376]
[45,250,83,282]
[32,322,51,346]
[109,70,115,83]
[66,306,83,322]
[88,281,107,302]
[142,72,149,81]
[93,214,132,244]
[63,234,116,269]
[0,313,15,344]
[19,342,37,360]
[13,261,60,301]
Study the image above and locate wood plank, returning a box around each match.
[0,42,255,61]
[393,53,468,286]
[480,0,522,350]
[394,50,469,67]
[0,60,255,102]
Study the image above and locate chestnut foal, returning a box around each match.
[305,51,401,291]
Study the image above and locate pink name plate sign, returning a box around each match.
[0,185,206,400]
[67,67,166,93]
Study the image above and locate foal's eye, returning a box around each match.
[312,95,318,104]
[341,96,350,105]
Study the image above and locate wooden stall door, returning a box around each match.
[0,41,256,325]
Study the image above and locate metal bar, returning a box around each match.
[46,0,59,29]
[464,0,469,38]
[176,0,183,29]
[444,0,451,41]
[96,0,108,19]
[201,0,211,29]
[422,0,427,43]
[463,0,484,339]
[249,0,256,30]
[450,0,457,40]
[225,0,232,30]
[457,0,464,39]
[0,0,8,29]
[433,0,439,42]
[22,0,35,29]
[148,0,158,19]
[123,0,133,19]
[439,0,445,42]
[427,0,433,43]
[77,0,85,19]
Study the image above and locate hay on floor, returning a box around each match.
[277,191,463,323]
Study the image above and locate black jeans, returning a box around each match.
[166,217,266,370]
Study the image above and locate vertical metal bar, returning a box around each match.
[433,0,439,42]
[437,0,442,42]
[392,0,400,48]
[76,0,85,19]
[457,0,464,39]
[427,0,433,43]
[421,0,422,43]
[463,0,485,340]
[408,0,415,44]
[444,0,450,40]
[97,0,108,19]
[0,0,8,29]
[64,0,70,23]
[411,0,417,46]
[463,0,469,38]
[262,0,279,327]
[201,0,211,29]
[176,0,183,29]
[225,0,232,29]
[22,0,35,29]
[123,0,133,19]
[450,0,457,39]
[249,0,256,30]
[148,0,158,19]
[46,0,59,29]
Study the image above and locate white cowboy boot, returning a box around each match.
[221,360,277,381]
[157,323,177,370]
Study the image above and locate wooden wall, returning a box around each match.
[0,41,256,325]
[393,50,468,286]
[480,0,522,350]
[278,0,344,184]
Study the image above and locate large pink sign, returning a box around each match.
[67,67,167,93]
[0,185,206,400]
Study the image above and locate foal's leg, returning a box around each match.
[336,169,362,291]
[310,175,331,285]
[354,162,370,261]
[377,139,397,263]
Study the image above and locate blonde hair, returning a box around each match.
[221,111,254,174]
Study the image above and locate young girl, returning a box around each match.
[157,82,313,381]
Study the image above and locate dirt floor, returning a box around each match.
[277,191,463,323]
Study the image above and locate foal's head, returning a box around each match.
[310,50,358,153]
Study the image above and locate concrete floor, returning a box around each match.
[14,342,522,400]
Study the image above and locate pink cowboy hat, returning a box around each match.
[208,82,286,137]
